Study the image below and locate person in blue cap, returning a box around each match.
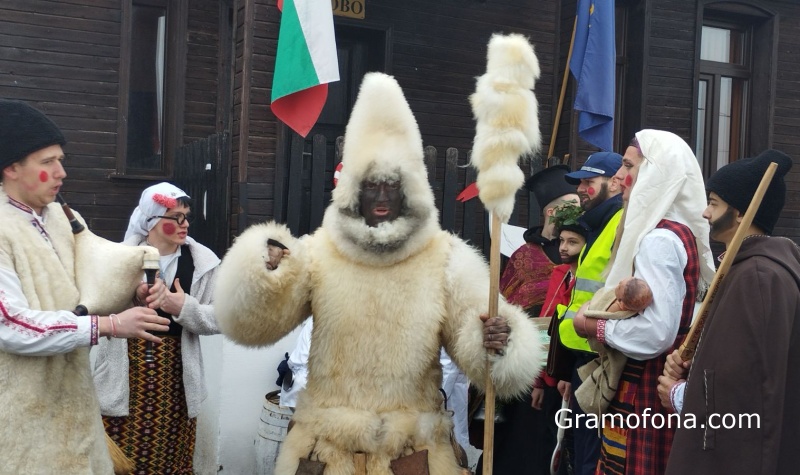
[553,151,623,475]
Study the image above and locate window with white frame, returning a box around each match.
[695,3,776,177]
[696,23,750,174]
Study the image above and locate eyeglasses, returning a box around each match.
[147,212,193,225]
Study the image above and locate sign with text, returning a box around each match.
[332,0,364,19]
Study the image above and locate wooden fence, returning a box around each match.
[172,132,231,257]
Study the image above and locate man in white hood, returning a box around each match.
[214,72,544,474]
[574,130,716,474]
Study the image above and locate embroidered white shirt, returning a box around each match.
[604,229,688,360]
[0,201,90,355]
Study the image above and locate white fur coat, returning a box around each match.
[215,220,544,475]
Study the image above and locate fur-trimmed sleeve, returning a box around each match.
[214,222,311,346]
[441,237,544,398]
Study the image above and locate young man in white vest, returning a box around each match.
[0,99,170,473]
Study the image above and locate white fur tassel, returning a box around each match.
[469,33,542,222]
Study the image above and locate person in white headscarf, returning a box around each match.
[573,130,715,475]
[92,182,221,474]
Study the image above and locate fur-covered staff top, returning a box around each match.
[0,100,66,170]
[469,33,541,222]
[605,129,716,290]
[124,182,190,241]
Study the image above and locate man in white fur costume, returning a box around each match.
[0,99,170,473]
[215,73,544,474]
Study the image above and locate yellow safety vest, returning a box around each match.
[557,208,624,352]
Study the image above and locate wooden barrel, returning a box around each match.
[255,390,293,475]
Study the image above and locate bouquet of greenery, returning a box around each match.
[550,201,585,234]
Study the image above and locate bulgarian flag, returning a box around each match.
[271,0,339,137]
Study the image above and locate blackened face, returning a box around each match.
[359,179,403,227]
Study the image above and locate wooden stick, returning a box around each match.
[548,17,578,159]
[678,162,778,360]
[354,452,367,475]
[481,213,502,475]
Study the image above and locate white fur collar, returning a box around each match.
[322,203,441,267]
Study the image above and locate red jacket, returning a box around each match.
[536,264,575,387]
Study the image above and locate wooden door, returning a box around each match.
[277,25,388,236]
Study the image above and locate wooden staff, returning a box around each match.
[678,162,778,360]
[482,214,502,475]
[354,452,367,475]
[548,18,578,159]
[470,33,541,475]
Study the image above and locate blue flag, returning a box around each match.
[570,0,616,151]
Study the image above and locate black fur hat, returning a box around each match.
[0,100,66,171]
[525,165,576,209]
[706,149,793,235]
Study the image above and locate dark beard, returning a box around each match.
[582,181,610,212]
[560,253,580,264]
[709,206,738,241]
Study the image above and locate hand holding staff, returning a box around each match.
[469,33,542,475]
[678,162,778,361]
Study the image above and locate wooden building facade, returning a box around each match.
[1,0,800,255]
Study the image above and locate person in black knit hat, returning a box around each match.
[705,148,791,235]
[0,99,66,171]
[661,149,800,475]
[0,99,170,473]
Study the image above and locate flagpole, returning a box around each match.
[548,17,578,159]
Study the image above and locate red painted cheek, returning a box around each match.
[625,175,633,186]
[162,222,177,235]
[39,171,49,182]
[586,186,596,196]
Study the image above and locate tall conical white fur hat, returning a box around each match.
[331,72,435,216]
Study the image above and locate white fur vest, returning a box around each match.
[0,190,113,474]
